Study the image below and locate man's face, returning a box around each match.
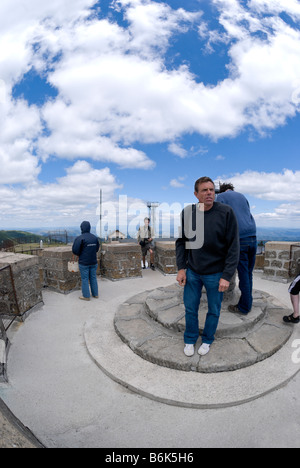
[194,182,215,210]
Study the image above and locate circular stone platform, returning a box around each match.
[84,280,300,408]
[114,283,293,373]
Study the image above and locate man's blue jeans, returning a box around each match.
[79,264,98,299]
[237,236,257,314]
[184,269,224,345]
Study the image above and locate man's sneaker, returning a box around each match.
[184,344,195,357]
[198,343,210,356]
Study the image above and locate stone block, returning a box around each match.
[255,254,265,269]
[155,241,177,275]
[42,246,81,294]
[100,243,142,280]
[0,253,43,317]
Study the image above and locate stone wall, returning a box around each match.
[0,252,43,317]
[41,246,82,293]
[264,241,300,282]
[100,243,142,280]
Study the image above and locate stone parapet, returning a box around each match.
[155,241,177,275]
[0,252,43,318]
[100,243,142,280]
[42,247,81,293]
[264,241,300,282]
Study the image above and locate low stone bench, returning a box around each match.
[100,243,142,280]
[42,247,81,293]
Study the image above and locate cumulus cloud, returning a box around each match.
[218,169,300,202]
[3,0,300,163]
[0,83,41,184]
[168,143,188,158]
[170,178,185,189]
[217,169,300,226]
[0,161,122,227]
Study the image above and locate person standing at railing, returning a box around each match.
[72,221,100,301]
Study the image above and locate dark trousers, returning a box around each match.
[237,236,257,314]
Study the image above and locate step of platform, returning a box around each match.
[114,284,293,373]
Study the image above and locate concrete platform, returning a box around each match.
[1,270,300,448]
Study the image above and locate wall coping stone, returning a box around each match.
[265,241,300,251]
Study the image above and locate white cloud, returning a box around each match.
[249,0,300,19]
[170,178,185,189]
[0,85,41,184]
[219,169,300,202]
[168,143,188,158]
[115,0,201,58]
[217,169,300,227]
[0,161,122,228]
[2,0,300,168]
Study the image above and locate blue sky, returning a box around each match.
[1,0,300,234]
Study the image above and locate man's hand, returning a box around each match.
[219,278,230,293]
[177,269,186,287]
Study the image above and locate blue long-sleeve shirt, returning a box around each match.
[217,191,256,239]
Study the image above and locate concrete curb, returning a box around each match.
[85,304,300,409]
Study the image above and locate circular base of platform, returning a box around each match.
[114,284,293,373]
[84,284,300,409]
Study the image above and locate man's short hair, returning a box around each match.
[194,177,215,193]
[219,182,234,193]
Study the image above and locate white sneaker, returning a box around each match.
[198,343,210,356]
[184,344,195,357]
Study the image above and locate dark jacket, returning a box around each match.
[176,202,239,282]
[72,222,100,266]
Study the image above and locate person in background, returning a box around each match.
[217,183,257,315]
[176,177,239,357]
[137,217,155,270]
[72,221,100,301]
[283,275,300,324]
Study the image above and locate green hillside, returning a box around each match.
[0,230,44,244]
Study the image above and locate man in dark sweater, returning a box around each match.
[176,177,239,357]
[217,183,257,314]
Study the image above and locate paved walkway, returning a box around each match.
[0,270,299,448]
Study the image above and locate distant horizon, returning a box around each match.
[2,225,300,243]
